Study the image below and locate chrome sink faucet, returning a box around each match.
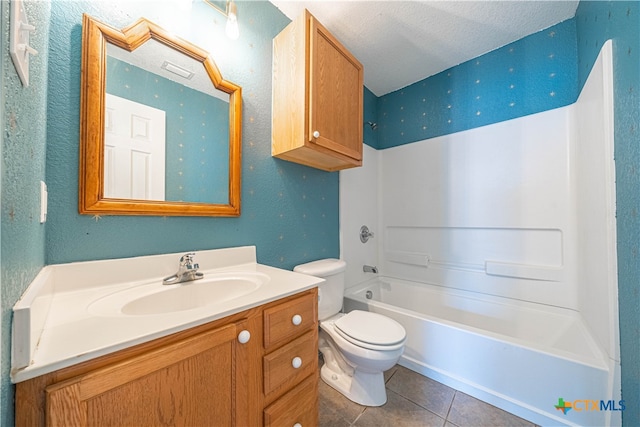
[163,252,204,285]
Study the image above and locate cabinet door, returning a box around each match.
[45,324,237,427]
[309,15,363,162]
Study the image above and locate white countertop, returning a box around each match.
[11,246,323,383]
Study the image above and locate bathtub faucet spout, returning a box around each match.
[363,265,378,274]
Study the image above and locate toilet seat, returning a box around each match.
[333,311,406,351]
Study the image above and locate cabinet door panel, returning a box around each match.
[309,17,363,161]
[46,324,236,427]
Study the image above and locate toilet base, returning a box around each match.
[320,363,387,406]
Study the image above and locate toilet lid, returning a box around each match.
[334,310,406,347]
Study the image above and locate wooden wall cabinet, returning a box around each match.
[272,9,364,172]
[15,289,318,427]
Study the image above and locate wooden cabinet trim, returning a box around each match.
[46,383,86,426]
[233,317,263,427]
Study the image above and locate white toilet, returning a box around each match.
[294,259,406,406]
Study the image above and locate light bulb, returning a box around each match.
[225,1,239,40]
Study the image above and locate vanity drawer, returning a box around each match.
[263,330,317,397]
[264,291,317,349]
[264,374,318,427]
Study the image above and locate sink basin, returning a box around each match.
[88,272,269,316]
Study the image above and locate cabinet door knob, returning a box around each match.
[237,330,251,344]
[312,130,320,138]
[292,314,302,325]
[294,424,302,427]
[291,356,302,369]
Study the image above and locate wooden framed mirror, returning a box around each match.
[79,14,241,216]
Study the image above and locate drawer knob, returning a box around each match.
[312,130,320,139]
[291,356,302,369]
[237,330,251,344]
[292,314,302,326]
[294,424,302,427]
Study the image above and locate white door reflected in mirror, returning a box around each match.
[104,94,166,200]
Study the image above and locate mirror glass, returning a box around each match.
[105,41,230,204]
[79,14,242,216]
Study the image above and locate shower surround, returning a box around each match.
[340,42,619,426]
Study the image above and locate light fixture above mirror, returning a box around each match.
[204,0,240,40]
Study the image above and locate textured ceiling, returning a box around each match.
[270,1,579,96]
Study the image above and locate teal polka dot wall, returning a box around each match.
[576,3,640,427]
[377,19,578,149]
[44,1,339,270]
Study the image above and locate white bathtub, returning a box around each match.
[343,277,619,427]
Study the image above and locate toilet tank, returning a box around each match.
[294,259,346,321]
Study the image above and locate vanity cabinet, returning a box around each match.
[46,324,240,426]
[15,289,318,427]
[272,9,364,172]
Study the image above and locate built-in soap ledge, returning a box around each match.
[484,261,563,282]
[385,251,430,266]
[386,251,562,282]
[386,252,483,273]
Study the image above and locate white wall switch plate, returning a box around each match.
[10,0,38,87]
[40,181,47,223]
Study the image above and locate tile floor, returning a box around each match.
[318,363,538,427]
